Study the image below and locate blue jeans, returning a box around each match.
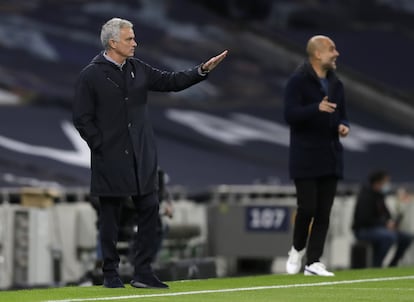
[355,227,413,267]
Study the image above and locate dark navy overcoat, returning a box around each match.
[73,53,205,196]
[284,61,349,179]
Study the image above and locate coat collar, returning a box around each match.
[91,52,132,71]
[103,52,126,70]
[299,60,339,84]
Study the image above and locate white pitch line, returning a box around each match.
[45,275,414,302]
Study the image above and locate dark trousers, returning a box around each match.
[355,227,413,267]
[293,176,338,265]
[99,192,159,279]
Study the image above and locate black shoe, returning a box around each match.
[130,274,169,289]
[103,276,125,288]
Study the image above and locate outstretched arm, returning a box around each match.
[146,50,229,92]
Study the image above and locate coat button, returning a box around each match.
[128,123,132,128]
[124,97,129,101]
[125,149,129,155]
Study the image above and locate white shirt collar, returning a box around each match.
[103,52,126,70]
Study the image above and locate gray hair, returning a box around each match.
[100,18,133,50]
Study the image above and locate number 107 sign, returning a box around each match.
[245,206,290,232]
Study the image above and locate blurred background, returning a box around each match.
[0,0,413,289]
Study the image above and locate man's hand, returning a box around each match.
[387,220,396,230]
[201,50,228,72]
[319,96,336,113]
[162,201,174,218]
[338,124,350,137]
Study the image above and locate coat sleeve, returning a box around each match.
[72,67,102,151]
[284,75,320,125]
[337,83,350,127]
[141,61,206,92]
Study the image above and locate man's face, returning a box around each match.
[374,176,391,194]
[318,38,340,71]
[112,27,137,59]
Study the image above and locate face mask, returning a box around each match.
[381,182,392,195]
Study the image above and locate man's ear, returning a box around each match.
[314,50,322,60]
[109,39,117,49]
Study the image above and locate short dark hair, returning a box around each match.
[368,170,389,185]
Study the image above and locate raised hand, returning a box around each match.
[201,50,228,72]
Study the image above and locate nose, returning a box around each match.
[132,40,137,47]
[335,50,340,56]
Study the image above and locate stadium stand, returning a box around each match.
[0,0,413,190]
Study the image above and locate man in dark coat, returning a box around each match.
[353,171,413,267]
[73,17,227,289]
[283,35,350,276]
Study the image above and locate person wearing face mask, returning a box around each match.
[352,170,413,267]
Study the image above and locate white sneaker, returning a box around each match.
[286,247,306,274]
[304,262,334,276]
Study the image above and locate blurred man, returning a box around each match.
[153,167,174,261]
[353,171,413,267]
[73,17,227,289]
[284,35,349,276]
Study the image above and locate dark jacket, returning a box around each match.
[73,53,206,196]
[352,185,391,231]
[284,61,349,179]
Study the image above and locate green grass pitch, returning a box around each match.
[1,267,413,302]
